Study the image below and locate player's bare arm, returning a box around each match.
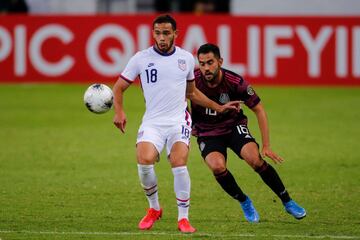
[113,77,131,133]
[186,80,239,113]
[251,103,284,164]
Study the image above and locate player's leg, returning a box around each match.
[239,141,306,219]
[198,136,259,223]
[136,126,165,230]
[167,124,196,233]
[137,142,161,210]
[240,142,291,200]
[231,125,291,203]
[168,142,196,233]
[169,141,191,219]
[205,151,247,202]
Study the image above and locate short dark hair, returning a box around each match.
[153,14,177,30]
[197,43,221,59]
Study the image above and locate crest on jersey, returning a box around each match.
[247,85,255,96]
[219,93,230,104]
[178,59,186,71]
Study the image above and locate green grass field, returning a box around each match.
[0,84,359,240]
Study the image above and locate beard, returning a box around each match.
[204,68,220,82]
[156,38,174,53]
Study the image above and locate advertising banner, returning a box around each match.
[0,15,359,85]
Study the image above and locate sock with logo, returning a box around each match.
[172,166,191,221]
[255,161,291,203]
[215,169,247,202]
[138,164,160,210]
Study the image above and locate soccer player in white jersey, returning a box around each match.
[113,14,239,233]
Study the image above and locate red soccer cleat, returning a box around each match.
[178,218,196,233]
[138,208,162,230]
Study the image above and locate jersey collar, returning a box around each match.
[153,45,176,56]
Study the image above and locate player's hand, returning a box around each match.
[236,101,244,112]
[261,146,284,164]
[218,100,242,113]
[113,111,127,133]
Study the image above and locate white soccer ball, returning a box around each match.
[84,83,113,114]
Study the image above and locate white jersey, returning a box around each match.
[121,46,195,125]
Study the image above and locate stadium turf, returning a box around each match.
[0,84,359,239]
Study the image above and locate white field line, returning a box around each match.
[0,230,359,239]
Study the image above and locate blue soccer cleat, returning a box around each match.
[240,196,260,223]
[284,200,306,220]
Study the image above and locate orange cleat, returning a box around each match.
[138,208,162,230]
[178,218,196,233]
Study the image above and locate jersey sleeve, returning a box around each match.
[237,77,261,108]
[120,52,141,83]
[186,54,195,81]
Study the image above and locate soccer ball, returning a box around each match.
[84,83,113,114]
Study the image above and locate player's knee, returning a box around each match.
[169,154,188,167]
[137,152,157,164]
[170,159,187,168]
[205,154,226,174]
[211,164,227,175]
[254,160,269,173]
[246,155,264,170]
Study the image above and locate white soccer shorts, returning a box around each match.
[136,122,192,157]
